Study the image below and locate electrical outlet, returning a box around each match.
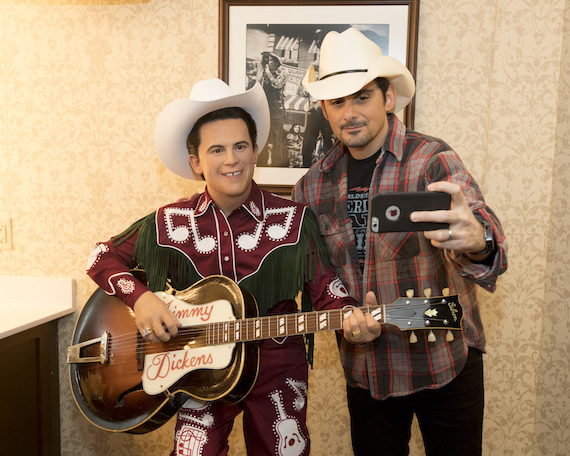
[0,218,13,250]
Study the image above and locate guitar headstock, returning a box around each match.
[385,292,463,332]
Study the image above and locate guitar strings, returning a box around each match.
[108,299,454,347]
[102,301,457,350]
[92,311,459,359]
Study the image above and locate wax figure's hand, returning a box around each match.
[133,291,182,342]
[410,181,489,260]
[342,291,382,344]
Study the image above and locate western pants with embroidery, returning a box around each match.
[171,335,310,456]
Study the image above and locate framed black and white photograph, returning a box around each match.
[219,0,419,192]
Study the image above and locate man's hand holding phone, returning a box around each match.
[371,181,490,260]
[370,189,451,233]
[410,182,488,258]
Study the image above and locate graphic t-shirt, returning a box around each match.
[347,149,381,267]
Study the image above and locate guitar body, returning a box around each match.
[68,276,260,433]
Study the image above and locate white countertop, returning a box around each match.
[0,275,76,340]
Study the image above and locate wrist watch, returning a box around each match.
[472,220,495,255]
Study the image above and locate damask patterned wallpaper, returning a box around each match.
[0,0,568,455]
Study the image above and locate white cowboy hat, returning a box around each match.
[155,78,270,179]
[302,27,415,113]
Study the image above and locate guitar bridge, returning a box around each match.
[67,332,109,364]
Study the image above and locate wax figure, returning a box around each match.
[86,78,378,456]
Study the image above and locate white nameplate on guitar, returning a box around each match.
[142,292,237,395]
[143,346,234,395]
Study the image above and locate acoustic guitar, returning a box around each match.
[68,275,462,434]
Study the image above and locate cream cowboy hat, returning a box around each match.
[155,78,270,179]
[302,27,415,113]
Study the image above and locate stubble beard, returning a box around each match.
[340,122,372,149]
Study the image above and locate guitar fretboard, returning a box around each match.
[206,306,385,345]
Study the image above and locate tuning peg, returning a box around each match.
[446,330,454,342]
[409,331,418,344]
[428,330,436,342]
[406,289,414,298]
[442,288,450,297]
[423,288,432,298]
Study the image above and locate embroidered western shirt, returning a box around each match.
[292,114,508,399]
[87,182,354,320]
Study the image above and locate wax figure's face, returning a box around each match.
[321,81,396,159]
[189,118,258,214]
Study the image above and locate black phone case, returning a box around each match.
[370,191,451,233]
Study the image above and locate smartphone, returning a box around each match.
[370,191,451,233]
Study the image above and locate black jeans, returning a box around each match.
[347,348,484,456]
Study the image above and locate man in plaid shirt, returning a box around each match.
[293,28,508,455]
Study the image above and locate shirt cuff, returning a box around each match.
[107,272,148,308]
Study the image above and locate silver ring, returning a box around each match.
[142,327,154,337]
[447,229,453,241]
[352,330,362,340]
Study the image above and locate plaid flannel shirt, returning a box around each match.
[292,113,508,399]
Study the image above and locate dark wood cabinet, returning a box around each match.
[0,320,61,455]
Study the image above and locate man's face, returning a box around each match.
[321,81,396,159]
[189,118,258,215]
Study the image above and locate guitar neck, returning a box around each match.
[178,293,462,348]
[206,306,384,345]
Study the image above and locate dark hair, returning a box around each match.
[186,107,257,157]
[374,77,390,102]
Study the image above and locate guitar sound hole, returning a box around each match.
[117,383,144,407]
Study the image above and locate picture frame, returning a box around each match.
[219,0,420,194]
